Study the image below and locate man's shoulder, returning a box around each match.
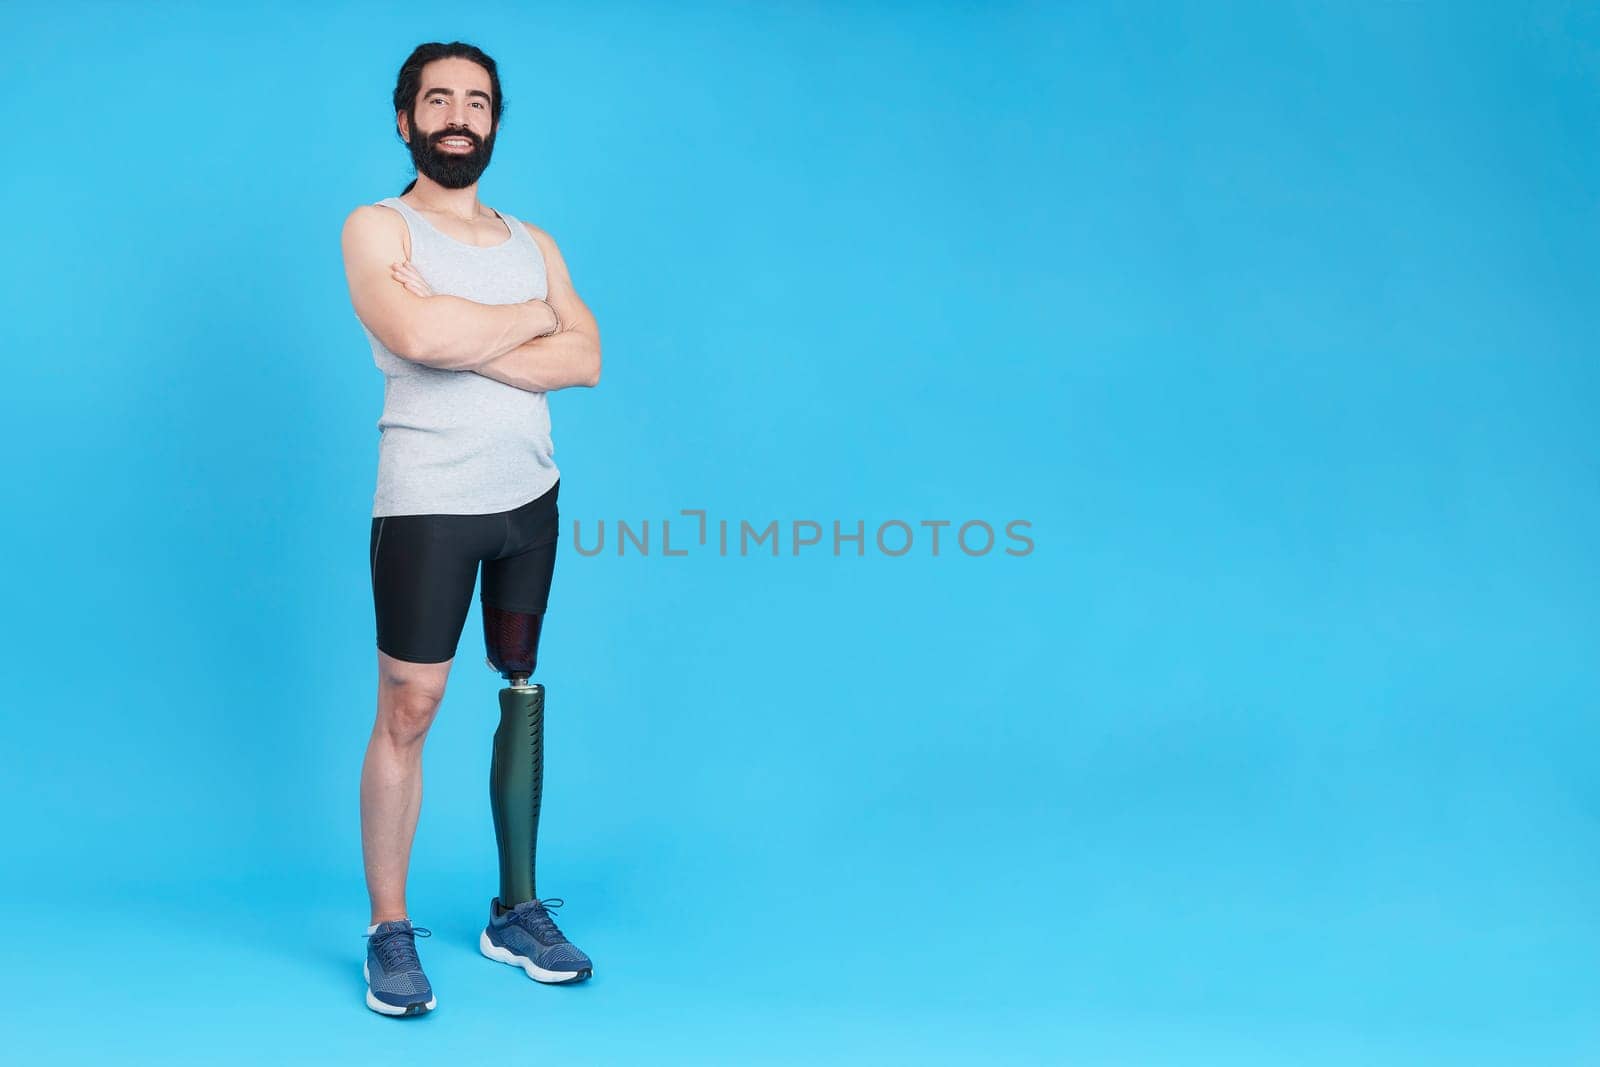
[512,216,554,244]
[341,202,410,263]
[344,200,407,234]
[510,218,567,269]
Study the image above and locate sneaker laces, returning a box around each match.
[364,923,432,971]
[508,897,569,943]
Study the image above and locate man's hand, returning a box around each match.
[391,260,436,299]
[370,224,600,393]
[471,225,603,392]
[339,203,552,370]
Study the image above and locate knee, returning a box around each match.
[378,675,446,746]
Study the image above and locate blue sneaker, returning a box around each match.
[480,897,593,983]
[362,919,437,1015]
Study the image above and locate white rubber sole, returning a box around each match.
[363,959,437,1015]
[479,928,588,983]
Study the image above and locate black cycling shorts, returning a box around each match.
[369,479,560,664]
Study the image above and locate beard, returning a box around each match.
[407,122,496,189]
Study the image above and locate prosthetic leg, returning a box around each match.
[484,606,546,907]
[480,601,595,982]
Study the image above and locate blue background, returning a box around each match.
[3,2,1598,1063]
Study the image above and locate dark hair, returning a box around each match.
[392,41,506,194]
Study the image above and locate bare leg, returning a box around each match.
[361,649,454,925]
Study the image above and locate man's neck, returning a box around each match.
[407,177,483,220]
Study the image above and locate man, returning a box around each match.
[339,40,602,1017]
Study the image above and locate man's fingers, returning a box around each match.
[389,262,433,297]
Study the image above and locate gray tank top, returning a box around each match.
[361,195,560,517]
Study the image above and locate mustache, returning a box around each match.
[430,128,485,149]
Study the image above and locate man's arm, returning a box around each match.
[340,204,557,371]
[472,224,603,392]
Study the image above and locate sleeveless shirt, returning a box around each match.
[362,196,561,517]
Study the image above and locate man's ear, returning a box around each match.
[397,110,410,144]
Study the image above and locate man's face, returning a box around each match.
[400,57,497,190]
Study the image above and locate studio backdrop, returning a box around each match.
[2,2,1597,1064]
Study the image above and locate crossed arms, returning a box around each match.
[340,204,602,392]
